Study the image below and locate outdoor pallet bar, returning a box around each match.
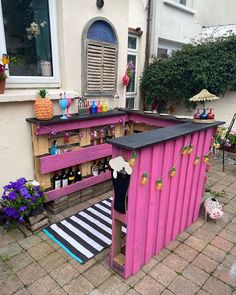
[106,114,222,278]
[27,109,222,278]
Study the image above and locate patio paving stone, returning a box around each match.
[192,228,216,243]
[18,235,42,250]
[173,243,198,262]
[63,275,94,295]
[141,257,159,273]
[83,263,112,287]
[5,250,34,273]
[221,253,236,269]
[192,253,218,273]
[26,241,54,260]
[202,244,227,262]
[38,252,67,273]
[210,236,234,252]
[14,288,31,295]
[213,264,236,288]
[134,275,165,295]
[0,274,24,295]
[0,242,23,259]
[16,262,47,286]
[184,236,208,252]
[162,253,189,273]
[98,275,130,295]
[27,275,59,295]
[121,269,145,287]
[168,275,200,295]
[202,276,232,295]
[182,264,209,286]
[149,262,177,287]
[50,263,80,287]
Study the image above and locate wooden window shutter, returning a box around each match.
[87,41,117,95]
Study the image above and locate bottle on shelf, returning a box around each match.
[68,167,75,185]
[97,101,102,113]
[208,108,215,120]
[98,160,104,174]
[91,161,99,176]
[49,140,60,155]
[102,101,107,112]
[53,171,62,189]
[61,169,68,187]
[104,158,110,172]
[91,101,97,113]
[75,166,82,182]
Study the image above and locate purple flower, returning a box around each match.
[3,185,11,192]
[8,191,17,201]
[19,205,27,212]
[17,178,27,185]
[19,187,29,197]
[10,181,21,190]
[3,207,20,219]
[18,216,24,223]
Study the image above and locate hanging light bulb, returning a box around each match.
[194,156,200,165]
[169,167,176,177]
[128,152,137,167]
[187,145,193,154]
[204,154,210,163]
[141,173,148,185]
[156,178,163,190]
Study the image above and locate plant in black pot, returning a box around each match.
[1,178,48,232]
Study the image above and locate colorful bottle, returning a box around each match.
[91,161,99,176]
[68,167,75,185]
[53,172,61,189]
[49,140,59,155]
[61,169,68,187]
[91,101,97,113]
[97,101,102,113]
[200,108,208,120]
[194,108,201,119]
[208,108,215,120]
[102,101,107,112]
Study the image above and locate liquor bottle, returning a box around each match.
[68,167,75,185]
[98,160,104,174]
[53,171,61,189]
[102,101,107,112]
[104,158,110,172]
[61,169,68,187]
[91,101,97,113]
[75,166,82,182]
[91,161,99,176]
[49,140,59,155]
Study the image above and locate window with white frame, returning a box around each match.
[126,35,138,108]
[157,38,183,59]
[0,0,59,85]
[174,0,187,5]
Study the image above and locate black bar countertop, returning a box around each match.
[106,121,224,151]
[26,109,224,150]
[26,110,127,125]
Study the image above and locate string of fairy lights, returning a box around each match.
[127,145,210,190]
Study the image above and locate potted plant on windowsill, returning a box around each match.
[0,54,9,94]
[0,178,49,232]
[26,21,52,76]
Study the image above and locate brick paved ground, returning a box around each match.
[0,159,235,295]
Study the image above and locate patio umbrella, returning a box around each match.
[189,89,219,108]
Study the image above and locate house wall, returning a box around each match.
[0,0,146,190]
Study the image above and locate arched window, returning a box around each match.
[85,20,118,95]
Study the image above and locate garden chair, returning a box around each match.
[222,113,236,171]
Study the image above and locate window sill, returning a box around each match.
[0,89,79,103]
[163,0,196,15]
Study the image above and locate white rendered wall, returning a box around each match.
[0,0,136,190]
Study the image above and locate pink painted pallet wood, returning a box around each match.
[129,113,181,127]
[45,171,111,202]
[40,143,112,174]
[110,127,214,279]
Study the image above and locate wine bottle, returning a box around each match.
[98,160,104,175]
[104,158,110,172]
[53,171,61,189]
[68,167,75,185]
[61,169,68,187]
[91,161,99,176]
[75,166,82,182]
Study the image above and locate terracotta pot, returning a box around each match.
[0,79,6,94]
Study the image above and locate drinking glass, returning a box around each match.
[66,98,72,117]
[59,98,68,119]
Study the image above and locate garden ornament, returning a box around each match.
[204,197,224,221]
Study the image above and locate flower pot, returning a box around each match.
[40,60,52,76]
[0,78,6,94]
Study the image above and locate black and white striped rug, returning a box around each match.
[43,197,126,264]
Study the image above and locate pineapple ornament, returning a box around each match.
[194,156,200,165]
[34,89,54,120]
[169,167,176,177]
[204,154,210,163]
[156,178,163,190]
[187,145,193,154]
[141,173,148,185]
[128,152,137,167]
[181,146,188,155]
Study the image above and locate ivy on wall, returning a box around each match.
[140,34,236,111]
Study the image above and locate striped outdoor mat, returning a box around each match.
[43,197,126,264]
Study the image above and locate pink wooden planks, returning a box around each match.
[40,143,112,174]
[45,171,111,202]
[129,113,181,127]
